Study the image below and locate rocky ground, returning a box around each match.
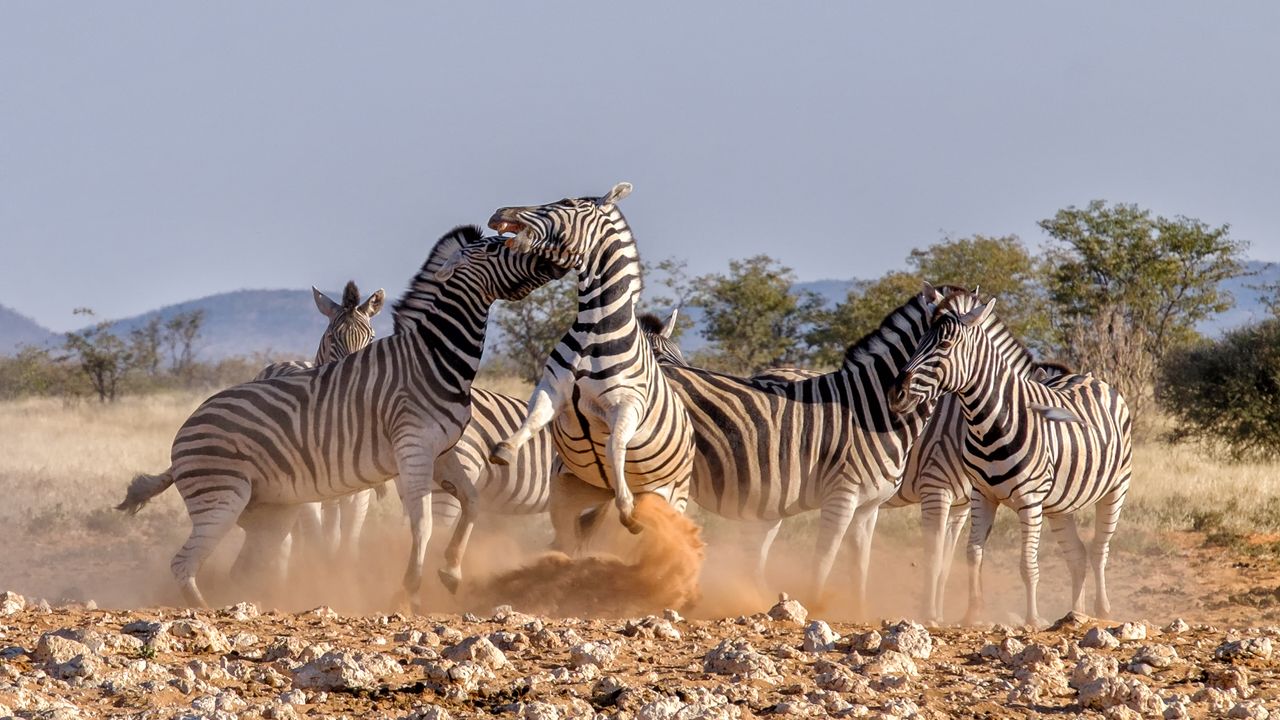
[1,590,1276,720]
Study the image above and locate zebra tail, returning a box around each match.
[116,469,175,515]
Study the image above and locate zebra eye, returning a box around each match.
[937,339,955,351]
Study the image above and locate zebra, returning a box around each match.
[630,284,970,613]
[116,225,568,610]
[486,183,696,541]
[254,282,384,381]
[891,291,1133,626]
[252,281,388,567]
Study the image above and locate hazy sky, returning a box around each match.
[3,3,1278,331]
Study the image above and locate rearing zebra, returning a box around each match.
[253,281,388,568]
[487,183,695,540]
[892,291,1132,626]
[116,226,568,610]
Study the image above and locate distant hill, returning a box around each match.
[1,262,1275,359]
[102,289,397,362]
[0,305,57,354]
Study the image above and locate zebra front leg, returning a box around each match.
[290,502,324,577]
[748,518,783,599]
[492,373,569,466]
[1016,503,1047,628]
[395,442,440,615]
[937,501,970,623]
[1091,485,1128,618]
[232,504,301,608]
[438,476,479,595]
[809,492,857,610]
[963,493,997,625]
[604,401,644,534]
[1047,512,1088,615]
[847,503,881,620]
[919,491,952,624]
[337,489,374,569]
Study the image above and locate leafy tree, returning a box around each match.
[0,346,77,400]
[808,271,922,367]
[163,310,205,377]
[907,234,1050,351]
[493,275,578,383]
[1159,319,1280,461]
[129,316,165,375]
[692,255,824,374]
[1039,201,1247,362]
[63,308,133,402]
[639,257,697,341]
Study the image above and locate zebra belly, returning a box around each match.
[550,399,693,495]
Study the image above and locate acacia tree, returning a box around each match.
[163,310,205,378]
[63,308,133,403]
[692,255,824,374]
[129,316,164,376]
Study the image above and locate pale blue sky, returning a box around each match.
[2,2,1277,330]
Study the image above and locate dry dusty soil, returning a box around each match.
[1,589,1278,720]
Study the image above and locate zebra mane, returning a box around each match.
[637,313,666,335]
[391,225,485,335]
[341,280,360,310]
[935,290,1038,374]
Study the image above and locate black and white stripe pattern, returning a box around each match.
[892,292,1133,625]
[252,281,387,566]
[641,285,961,610]
[487,183,695,540]
[116,226,567,610]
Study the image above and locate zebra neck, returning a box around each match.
[955,334,1026,439]
[573,213,642,330]
[393,282,490,385]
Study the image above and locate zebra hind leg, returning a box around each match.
[232,504,301,608]
[937,502,969,623]
[1015,503,1047,628]
[919,491,952,624]
[604,402,644,534]
[808,492,857,611]
[1091,485,1128,618]
[171,476,252,608]
[963,494,997,625]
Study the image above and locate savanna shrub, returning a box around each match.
[1158,319,1280,461]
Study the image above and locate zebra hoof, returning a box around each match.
[489,443,515,466]
[437,568,461,595]
[621,514,644,535]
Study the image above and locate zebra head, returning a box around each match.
[425,225,570,303]
[312,281,385,364]
[488,182,634,269]
[639,309,687,365]
[891,291,998,414]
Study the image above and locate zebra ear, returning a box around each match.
[920,281,939,305]
[598,182,633,207]
[1030,367,1049,383]
[434,251,466,281]
[359,289,386,317]
[1030,403,1084,424]
[661,308,680,338]
[959,298,996,327]
[313,286,341,319]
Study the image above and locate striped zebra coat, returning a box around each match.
[487,183,695,541]
[892,293,1133,625]
[252,281,388,567]
[116,226,567,610]
[645,285,959,611]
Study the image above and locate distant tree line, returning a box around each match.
[491,199,1280,459]
[0,309,263,402]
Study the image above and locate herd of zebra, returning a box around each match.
[117,182,1132,626]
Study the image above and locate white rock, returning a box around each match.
[568,641,616,669]
[802,620,840,653]
[850,630,882,655]
[278,689,307,705]
[442,636,508,670]
[1216,637,1273,661]
[1111,622,1147,642]
[169,619,230,653]
[1228,701,1271,720]
[402,706,451,720]
[1131,644,1178,670]
[1164,618,1190,634]
[882,620,932,660]
[518,701,561,720]
[0,591,25,616]
[291,650,402,691]
[862,649,919,680]
[703,639,779,682]
[1081,627,1120,649]
[767,593,808,624]
[1071,654,1119,689]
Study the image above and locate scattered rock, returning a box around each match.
[1228,700,1271,720]
[1165,618,1190,634]
[704,639,779,682]
[1215,637,1273,662]
[1130,644,1178,671]
[861,649,919,681]
[849,629,882,655]
[292,650,402,691]
[0,591,25,616]
[802,620,840,652]
[442,636,508,669]
[1206,665,1250,695]
[622,616,681,641]
[169,619,230,653]
[1082,627,1120,649]
[767,593,808,625]
[1111,622,1147,642]
[882,620,932,660]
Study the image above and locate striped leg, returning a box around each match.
[232,504,300,607]
[937,501,969,622]
[172,478,252,608]
[395,438,440,615]
[847,503,880,619]
[337,489,373,568]
[320,500,342,561]
[809,491,856,608]
[604,400,644,533]
[432,489,462,530]
[748,518,782,598]
[438,474,479,594]
[1016,503,1046,627]
[1048,513,1088,615]
[1091,484,1128,618]
[919,489,953,623]
[492,373,568,466]
[964,493,997,625]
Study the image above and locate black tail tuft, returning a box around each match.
[116,470,175,515]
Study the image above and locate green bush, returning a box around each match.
[1159,319,1280,461]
